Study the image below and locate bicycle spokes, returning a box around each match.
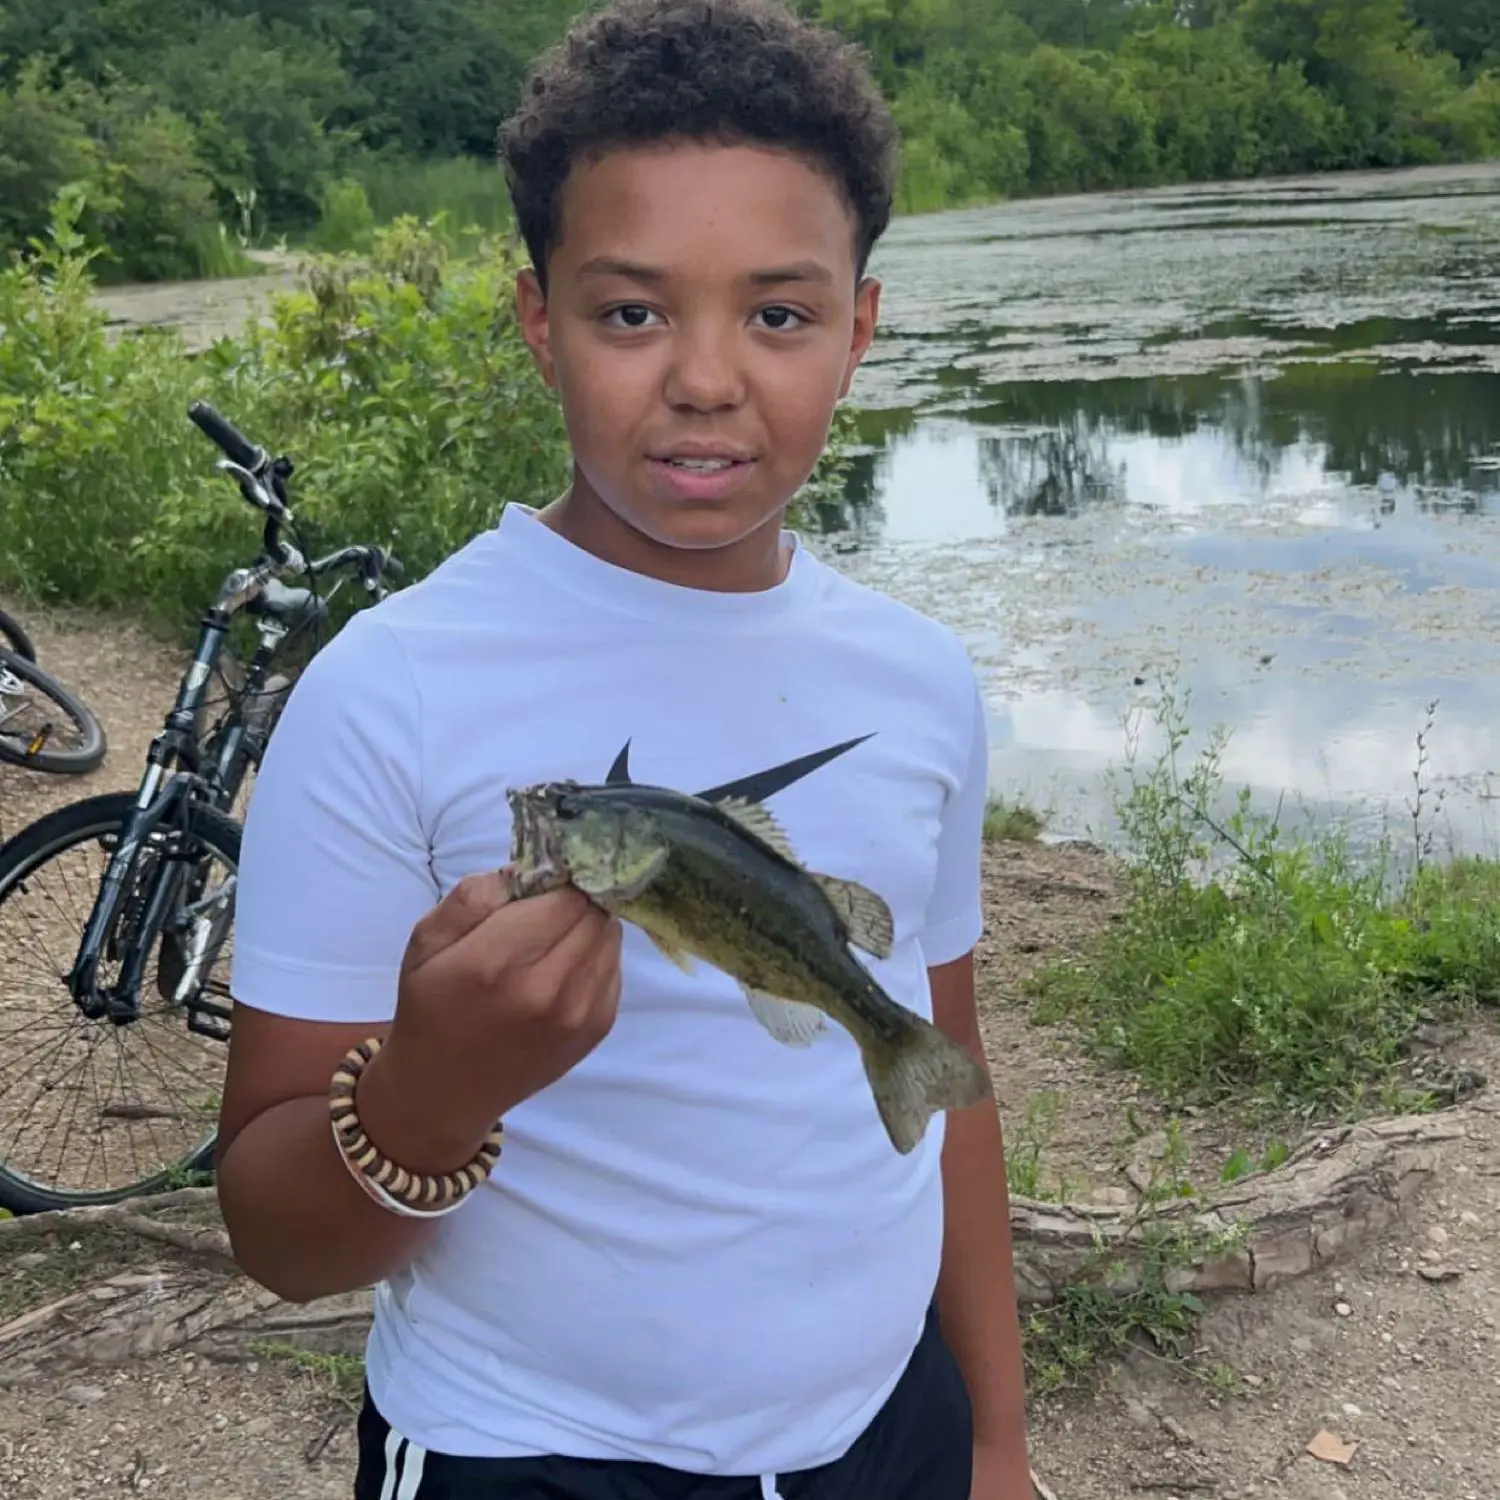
[0,823,236,1199]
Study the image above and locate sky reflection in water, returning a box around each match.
[820,166,1500,854]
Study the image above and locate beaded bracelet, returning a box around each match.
[328,1036,504,1220]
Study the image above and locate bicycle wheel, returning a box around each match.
[0,644,107,775]
[0,791,241,1213]
[0,606,36,664]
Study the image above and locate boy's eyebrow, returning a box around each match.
[577,257,833,285]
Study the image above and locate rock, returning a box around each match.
[63,1385,106,1407]
[1335,1302,1353,1317]
[1418,1263,1463,1283]
[1427,1225,1449,1246]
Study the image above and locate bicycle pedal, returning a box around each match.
[187,1007,232,1042]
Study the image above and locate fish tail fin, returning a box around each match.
[861,1018,992,1155]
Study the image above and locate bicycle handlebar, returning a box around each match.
[188,401,266,474]
[187,400,406,599]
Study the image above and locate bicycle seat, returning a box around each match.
[247,578,325,632]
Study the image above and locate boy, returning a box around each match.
[216,1,1032,1496]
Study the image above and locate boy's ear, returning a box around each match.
[515,267,557,389]
[840,275,881,401]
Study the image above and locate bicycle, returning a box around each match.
[0,400,404,1214]
[0,603,108,776]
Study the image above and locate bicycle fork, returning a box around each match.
[66,765,234,1026]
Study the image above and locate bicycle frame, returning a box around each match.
[66,591,253,1026]
[63,403,402,1032]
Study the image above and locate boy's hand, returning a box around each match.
[356,869,624,1172]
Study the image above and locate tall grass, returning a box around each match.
[359,157,514,235]
[1029,685,1500,1116]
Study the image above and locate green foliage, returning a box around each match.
[2,0,1497,274]
[983,795,1047,844]
[1028,684,1500,1114]
[349,155,517,246]
[816,0,1500,211]
[0,195,571,630]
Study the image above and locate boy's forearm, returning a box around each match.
[216,1094,441,1304]
[938,1095,1032,1465]
[930,955,1032,1484]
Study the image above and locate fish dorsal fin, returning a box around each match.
[812,874,894,959]
[714,796,799,863]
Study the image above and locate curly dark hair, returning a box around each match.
[497,0,899,293]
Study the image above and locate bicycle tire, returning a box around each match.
[0,791,241,1214]
[0,606,36,663]
[0,644,107,774]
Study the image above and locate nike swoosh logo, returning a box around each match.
[605,733,875,805]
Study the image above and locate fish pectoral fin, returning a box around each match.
[603,845,672,903]
[812,874,895,959]
[742,986,827,1048]
[714,797,799,863]
[645,926,696,974]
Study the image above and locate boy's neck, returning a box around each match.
[537,481,793,594]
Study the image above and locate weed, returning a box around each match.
[984,795,1047,844]
[1029,681,1500,1114]
[250,1341,366,1410]
[1005,1092,1069,1201]
[1022,1208,1247,1399]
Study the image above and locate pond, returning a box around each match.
[822,162,1500,862]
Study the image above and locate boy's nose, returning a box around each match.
[663,332,747,412]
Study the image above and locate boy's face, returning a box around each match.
[516,140,880,562]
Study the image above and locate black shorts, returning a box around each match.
[353,1304,973,1499]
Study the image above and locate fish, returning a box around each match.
[505,778,992,1154]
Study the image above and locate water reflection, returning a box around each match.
[816,166,1500,850]
[832,368,1500,544]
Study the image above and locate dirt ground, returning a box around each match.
[2,605,1497,1500]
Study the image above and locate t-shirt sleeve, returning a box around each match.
[229,610,439,1024]
[916,668,989,967]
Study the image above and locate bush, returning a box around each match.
[1029,685,1500,1114]
[0,195,570,629]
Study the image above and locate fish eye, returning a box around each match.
[555,795,583,820]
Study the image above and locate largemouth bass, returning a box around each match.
[505,778,992,1154]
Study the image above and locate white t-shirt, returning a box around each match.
[230,502,988,1477]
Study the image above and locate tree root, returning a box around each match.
[0,1110,1470,1382]
[1009,1111,1465,1305]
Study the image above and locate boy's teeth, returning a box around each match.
[667,457,735,470]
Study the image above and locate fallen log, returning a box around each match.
[1009,1112,1465,1304]
[0,1109,1469,1378]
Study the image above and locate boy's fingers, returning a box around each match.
[449,882,604,975]
[403,870,516,973]
[512,906,618,1013]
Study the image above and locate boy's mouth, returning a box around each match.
[650,443,756,469]
[647,447,758,501]
[663,457,738,472]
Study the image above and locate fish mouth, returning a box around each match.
[506,782,579,895]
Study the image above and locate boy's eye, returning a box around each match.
[603,304,661,329]
[756,306,806,331]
